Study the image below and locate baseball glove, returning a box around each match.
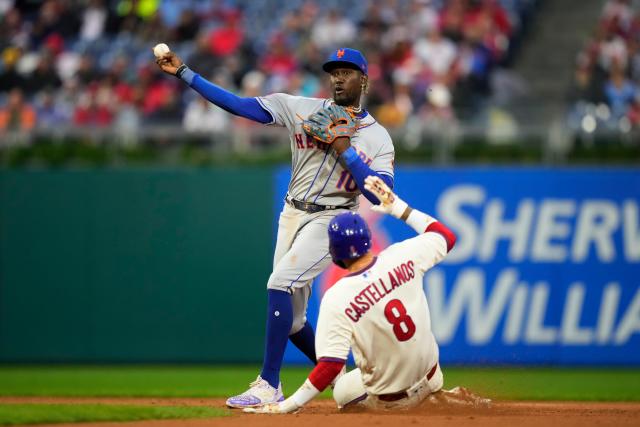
[302,105,358,144]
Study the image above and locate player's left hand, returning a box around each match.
[154,51,183,76]
[303,105,358,145]
[365,176,409,219]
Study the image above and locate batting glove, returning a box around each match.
[365,176,408,219]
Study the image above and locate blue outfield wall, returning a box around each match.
[278,167,640,366]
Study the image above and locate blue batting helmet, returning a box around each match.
[328,212,372,267]
[322,48,368,75]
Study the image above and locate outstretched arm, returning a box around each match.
[365,176,456,252]
[155,51,272,124]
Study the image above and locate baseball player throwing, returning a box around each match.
[155,47,394,407]
[244,175,457,413]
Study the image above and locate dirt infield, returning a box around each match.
[2,396,639,427]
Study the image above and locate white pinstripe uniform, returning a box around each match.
[257,93,394,334]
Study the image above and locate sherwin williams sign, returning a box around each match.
[278,168,640,365]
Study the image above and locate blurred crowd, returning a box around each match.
[0,0,537,136]
[569,0,640,135]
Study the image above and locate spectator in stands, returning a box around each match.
[598,31,628,72]
[23,52,62,95]
[375,70,415,128]
[208,9,244,57]
[467,0,513,38]
[413,26,458,80]
[114,87,143,133]
[465,0,513,62]
[0,7,29,49]
[75,54,102,86]
[104,55,135,103]
[80,0,108,42]
[0,88,37,132]
[568,63,605,106]
[439,0,468,42]
[187,32,221,75]
[35,90,68,128]
[285,70,321,98]
[258,35,298,77]
[451,23,494,116]
[29,0,79,46]
[0,47,24,93]
[407,0,439,39]
[604,61,638,120]
[418,82,458,139]
[73,88,113,127]
[173,9,200,42]
[183,96,229,133]
[136,66,169,115]
[311,9,356,51]
[601,0,634,36]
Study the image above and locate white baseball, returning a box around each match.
[153,43,170,58]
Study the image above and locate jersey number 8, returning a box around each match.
[384,299,416,341]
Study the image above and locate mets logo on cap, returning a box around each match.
[322,48,368,75]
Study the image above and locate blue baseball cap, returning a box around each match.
[322,48,368,75]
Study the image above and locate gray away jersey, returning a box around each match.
[257,93,394,207]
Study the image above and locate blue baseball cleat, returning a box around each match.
[226,376,285,408]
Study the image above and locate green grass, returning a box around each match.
[0,366,639,402]
[0,404,228,425]
[0,366,316,398]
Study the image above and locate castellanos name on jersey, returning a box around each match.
[257,93,394,207]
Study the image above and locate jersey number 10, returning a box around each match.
[384,299,416,341]
[336,171,358,192]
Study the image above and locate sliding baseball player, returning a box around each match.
[246,175,457,412]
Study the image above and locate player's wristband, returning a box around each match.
[389,197,409,219]
[340,146,359,165]
[176,64,196,85]
[289,379,320,408]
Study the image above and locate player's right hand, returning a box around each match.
[365,176,409,219]
[153,51,183,76]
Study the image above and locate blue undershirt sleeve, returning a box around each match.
[340,147,394,205]
[180,67,273,124]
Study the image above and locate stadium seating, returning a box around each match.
[0,0,539,135]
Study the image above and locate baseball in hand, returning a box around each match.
[153,43,170,58]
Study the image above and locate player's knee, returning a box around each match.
[333,369,367,409]
[266,274,289,292]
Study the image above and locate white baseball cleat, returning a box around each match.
[226,376,284,408]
